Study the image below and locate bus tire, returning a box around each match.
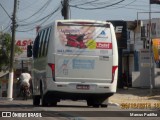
[101,98,108,108]
[87,98,108,108]
[50,101,57,106]
[42,97,48,106]
[87,100,93,106]
[33,95,40,106]
[92,104,100,108]
[101,104,108,107]
[87,100,100,107]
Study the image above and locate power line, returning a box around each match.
[86,0,117,6]
[18,0,37,11]
[17,5,61,32]
[18,0,52,22]
[0,3,12,20]
[18,5,61,27]
[1,22,12,32]
[70,0,125,10]
[70,0,157,12]
[72,0,99,6]
[104,0,137,10]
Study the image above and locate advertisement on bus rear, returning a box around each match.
[55,22,113,56]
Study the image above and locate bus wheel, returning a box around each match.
[87,100,93,106]
[33,95,40,106]
[50,101,57,107]
[87,98,108,108]
[87,100,100,107]
[92,104,100,108]
[100,98,108,108]
[42,97,48,106]
[101,104,108,107]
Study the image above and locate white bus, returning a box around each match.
[28,20,118,107]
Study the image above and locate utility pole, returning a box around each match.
[61,0,69,19]
[149,3,153,95]
[7,0,17,101]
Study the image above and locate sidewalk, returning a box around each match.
[109,88,160,109]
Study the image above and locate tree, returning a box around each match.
[0,33,22,71]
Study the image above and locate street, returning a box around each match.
[1,0,160,120]
[0,99,119,111]
[0,99,160,120]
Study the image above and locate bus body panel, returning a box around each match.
[55,54,113,83]
[31,20,118,105]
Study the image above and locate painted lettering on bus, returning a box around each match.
[96,42,112,49]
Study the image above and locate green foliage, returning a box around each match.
[0,33,22,71]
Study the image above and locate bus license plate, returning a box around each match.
[76,85,90,90]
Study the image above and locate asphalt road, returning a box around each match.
[0,99,159,120]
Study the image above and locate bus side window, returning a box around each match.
[45,27,51,56]
[42,28,50,56]
[33,35,40,58]
[38,30,45,57]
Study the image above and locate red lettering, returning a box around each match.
[22,40,27,46]
[16,39,33,46]
[16,40,21,46]
[96,42,112,49]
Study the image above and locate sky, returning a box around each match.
[1,0,160,38]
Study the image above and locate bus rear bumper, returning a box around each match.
[43,90,114,101]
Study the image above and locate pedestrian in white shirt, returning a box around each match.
[19,73,31,87]
[17,72,31,98]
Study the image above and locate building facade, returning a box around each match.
[128,18,160,88]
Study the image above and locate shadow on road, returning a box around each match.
[0,104,33,108]
[0,99,90,108]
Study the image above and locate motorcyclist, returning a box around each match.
[17,72,31,98]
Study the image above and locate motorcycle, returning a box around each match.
[16,78,31,100]
[21,85,31,100]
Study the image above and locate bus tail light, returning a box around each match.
[112,66,118,83]
[48,63,55,81]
